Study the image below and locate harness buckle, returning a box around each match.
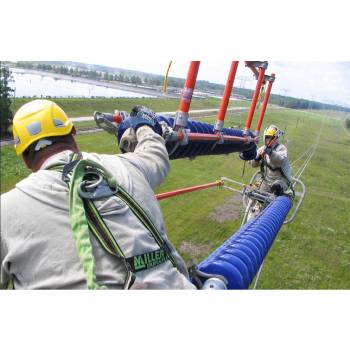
[78,169,117,200]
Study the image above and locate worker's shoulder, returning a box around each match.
[275,143,287,151]
[0,186,23,214]
[83,152,127,171]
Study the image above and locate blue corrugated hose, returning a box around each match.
[197,196,293,289]
[155,115,257,160]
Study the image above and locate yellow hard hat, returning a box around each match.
[263,125,278,138]
[12,100,73,155]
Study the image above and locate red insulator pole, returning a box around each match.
[156,180,224,201]
[187,133,249,142]
[214,61,239,132]
[174,61,200,130]
[255,73,275,135]
[244,66,266,133]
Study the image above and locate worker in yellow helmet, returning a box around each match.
[12,99,78,168]
[250,124,292,196]
[1,100,195,290]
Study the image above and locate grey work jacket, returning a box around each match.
[250,143,292,185]
[0,126,196,289]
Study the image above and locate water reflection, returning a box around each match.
[10,70,154,98]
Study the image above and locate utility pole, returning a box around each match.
[236,75,251,89]
[281,88,289,107]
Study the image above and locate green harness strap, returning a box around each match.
[54,154,178,289]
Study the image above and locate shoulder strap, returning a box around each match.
[61,155,179,289]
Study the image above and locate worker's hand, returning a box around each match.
[129,106,162,133]
[117,105,162,152]
[118,106,162,135]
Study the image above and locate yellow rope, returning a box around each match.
[256,81,266,110]
[163,61,173,95]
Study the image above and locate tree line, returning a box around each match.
[0,62,14,137]
[17,61,153,86]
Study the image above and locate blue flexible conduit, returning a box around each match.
[197,196,293,289]
[155,115,257,160]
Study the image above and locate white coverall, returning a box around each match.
[249,143,292,193]
[0,126,196,289]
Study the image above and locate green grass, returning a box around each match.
[1,100,350,289]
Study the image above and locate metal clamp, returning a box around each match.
[264,74,276,83]
[174,111,189,129]
[93,111,119,135]
[247,61,269,70]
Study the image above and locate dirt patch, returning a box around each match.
[208,192,242,223]
[179,241,213,259]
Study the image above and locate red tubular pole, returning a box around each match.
[255,73,275,135]
[187,133,249,142]
[244,67,266,132]
[214,61,239,132]
[156,181,224,201]
[175,61,200,129]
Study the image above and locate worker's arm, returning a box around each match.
[121,125,169,188]
[117,106,169,189]
[0,207,11,289]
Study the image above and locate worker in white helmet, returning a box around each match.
[0,100,196,290]
[250,124,293,196]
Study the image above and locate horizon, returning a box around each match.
[8,60,350,109]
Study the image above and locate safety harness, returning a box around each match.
[51,153,179,289]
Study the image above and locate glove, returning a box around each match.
[117,106,162,152]
[129,105,162,132]
[254,148,265,162]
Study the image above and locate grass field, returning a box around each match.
[1,98,349,289]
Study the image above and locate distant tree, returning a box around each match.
[117,73,125,82]
[131,75,142,84]
[0,62,14,137]
[103,72,110,81]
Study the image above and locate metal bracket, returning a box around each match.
[247,61,269,70]
[174,111,189,129]
[94,111,119,135]
[264,74,275,83]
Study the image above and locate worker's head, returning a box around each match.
[263,124,283,146]
[12,99,79,171]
